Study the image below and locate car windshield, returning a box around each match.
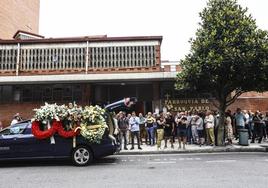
[0,122,29,136]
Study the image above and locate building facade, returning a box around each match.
[0,0,267,126]
[0,33,180,125]
[0,0,40,39]
[0,33,268,125]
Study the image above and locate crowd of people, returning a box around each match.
[114,108,268,150]
[1,108,268,151]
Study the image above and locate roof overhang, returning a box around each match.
[0,72,177,85]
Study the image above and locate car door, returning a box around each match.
[51,133,73,157]
[0,124,28,158]
[0,132,17,158]
[0,122,53,159]
[19,123,55,158]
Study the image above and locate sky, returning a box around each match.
[40,0,268,61]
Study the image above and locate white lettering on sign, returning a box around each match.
[164,98,211,112]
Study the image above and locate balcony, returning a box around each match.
[0,36,161,76]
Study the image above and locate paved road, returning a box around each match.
[0,152,268,188]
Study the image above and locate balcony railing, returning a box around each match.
[0,41,160,76]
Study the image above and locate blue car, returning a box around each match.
[0,118,119,166]
[0,98,137,166]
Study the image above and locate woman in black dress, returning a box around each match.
[164,112,174,149]
[176,116,187,150]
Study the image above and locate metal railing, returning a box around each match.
[0,42,158,75]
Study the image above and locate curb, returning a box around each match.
[115,147,267,155]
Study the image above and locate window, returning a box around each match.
[0,123,28,136]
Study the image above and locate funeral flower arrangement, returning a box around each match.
[32,103,108,144]
[33,103,68,123]
[80,105,108,144]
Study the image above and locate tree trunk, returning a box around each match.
[217,101,227,146]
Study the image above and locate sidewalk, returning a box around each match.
[116,140,268,155]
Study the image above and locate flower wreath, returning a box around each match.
[32,103,108,144]
[32,103,79,140]
[80,105,108,144]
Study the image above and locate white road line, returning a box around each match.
[147,161,176,164]
[185,158,194,160]
[264,159,268,162]
[170,158,177,161]
[205,160,236,163]
[129,159,134,162]
[121,160,127,162]
[154,158,161,161]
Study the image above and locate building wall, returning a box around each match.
[239,91,268,98]
[0,103,40,126]
[0,83,91,127]
[0,0,40,39]
[229,98,268,113]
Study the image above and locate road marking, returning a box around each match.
[205,160,236,163]
[170,158,177,161]
[154,158,161,161]
[264,159,268,162]
[147,161,176,164]
[185,158,194,160]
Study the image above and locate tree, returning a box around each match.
[176,0,268,145]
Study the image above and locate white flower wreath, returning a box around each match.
[80,105,108,143]
[33,103,68,123]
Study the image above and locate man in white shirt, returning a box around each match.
[11,113,21,126]
[129,111,142,150]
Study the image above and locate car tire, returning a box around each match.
[72,145,93,166]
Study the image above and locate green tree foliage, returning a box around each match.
[176,0,268,145]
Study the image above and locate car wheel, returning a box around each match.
[72,146,93,166]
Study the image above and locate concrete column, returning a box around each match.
[82,83,91,105]
[152,82,160,100]
[152,82,161,114]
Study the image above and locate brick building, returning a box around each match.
[0,31,267,126]
[0,0,40,39]
[0,0,267,126]
[0,33,181,125]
